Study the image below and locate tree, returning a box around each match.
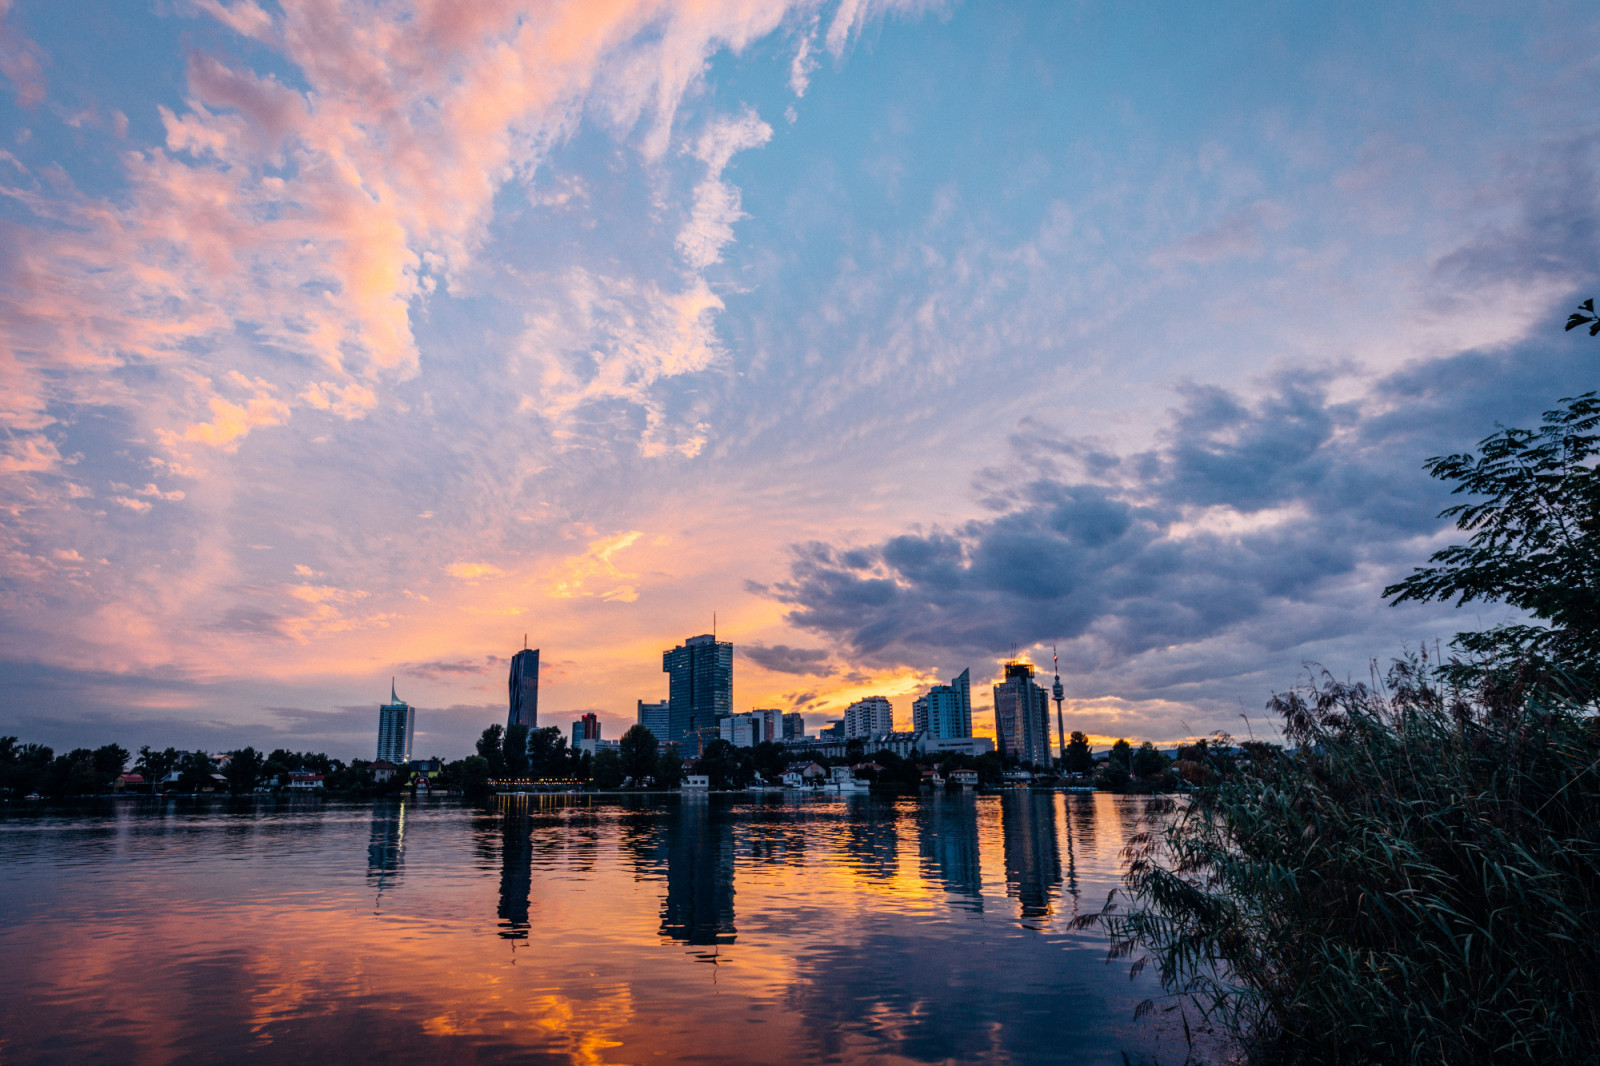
[619,724,658,785]
[1131,741,1169,779]
[476,726,506,779]
[1384,390,1600,694]
[177,750,218,792]
[136,746,179,793]
[92,744,129,781]
[695,739,744,789]
[224,747,263,794]
[450,755,492,797]
[591,747,624,789]
[1064,731,1093,774]
[655,747,684,789]
[526,726,568,779]
[503,724,530,778]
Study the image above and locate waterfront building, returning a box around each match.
[508,644,539,729]
[844,696,894,739]
[921,669,973,739]
[662,634,733,743]
[572,712,601,753]
[719,711,764,748]
[637,699,670,740]
[993,661,1051,767]
[754,708,783,744]
[377,680,415,764]
[782,712,805,740]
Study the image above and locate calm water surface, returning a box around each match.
[0,792,1209,1064]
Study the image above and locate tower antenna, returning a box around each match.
[524,633,528,650]
[713,611,717,639]
[1051,645,1067,772]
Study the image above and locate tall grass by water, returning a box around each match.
[1091,658,1600,1065]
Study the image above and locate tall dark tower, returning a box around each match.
[662,633,733,744]
[508,638,539,729]
[1052,646,1067,769]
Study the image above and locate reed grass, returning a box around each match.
[1089,658,1600,1064]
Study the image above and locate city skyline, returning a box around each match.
[2,2,1598,760]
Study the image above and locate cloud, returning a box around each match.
[446,562,506,580]
[0,1,45,109]
[744,642,837,675]
[403,656,500,681]
[767,333,1599,728]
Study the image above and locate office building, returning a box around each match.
[572,712,601,751]
[993,661,1051,767]
[844,696,894,739]
[662,633,733,743]
[918,668,973,739]
[820,720,844,739]
[782,712,805,741]
[637,699,670,740]
[754,708,783,745]
[377,680,415,765]
[719,711,764,748]
[508,644,539,729]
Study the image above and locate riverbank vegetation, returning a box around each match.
[1090,311,1600,1064]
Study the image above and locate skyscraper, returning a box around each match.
[993,661,1051,767]
[508,644,539,729]
[844,696,894,739]
[782,711,805,741]
[637,698,670,740]
[377,680,415,764]
[662,633,733,743]
[917,668,973,739]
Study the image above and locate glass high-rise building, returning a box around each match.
[917,668,973,739]
[508,646,539,729]
[993,661,1051,768]
[662,634,732,743]
[637,699,670,740]
[377,680,415,764]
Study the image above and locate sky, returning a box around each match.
[1,0,1598,760]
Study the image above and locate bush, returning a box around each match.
[1092,658,1600,1064]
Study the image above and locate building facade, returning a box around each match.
[377,681,415,765]
[637,699,670,740]
[508,646,539,729]
[662,634,733,743]
[914,668,973,739]
[719,711,765,748]
[844,696,894,739]
[782,712,805,741]
[993,661,1051,767]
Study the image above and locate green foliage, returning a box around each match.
[693,739,746,790]
[476,725,506,778]
[526,726,572,779]
[1093,660,1600,1064]
[619,724,658,784]
[176,750,219,792]
[448,754,492,797]
[136,746,179,791]
[224,747,263,794]
[1130,741,1169,779]
[1565,296,1600,336]
[590,747,624,789]
[92,744,129,779]
[655,747,684,789]
[503,724,531,778]
[1064,731,1093,774]
[1384,392,1600,694]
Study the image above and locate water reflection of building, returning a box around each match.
[842,797,899,880]
[1000,791,1061,923]
[917,794,982,911]
[367,799,406,910]
[497,797,533,939]
[660,798,736,945]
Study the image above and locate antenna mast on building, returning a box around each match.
[1051,646,1067,769]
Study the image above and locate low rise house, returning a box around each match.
[286,771,324,790]
[682,774,710,790]
[948,769,979,789]
[371,760,398,784]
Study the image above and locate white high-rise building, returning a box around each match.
[377,680,415,764]
[844,696,894,739]
[720,711,765,748]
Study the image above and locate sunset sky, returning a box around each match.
[2,1,1597,758]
